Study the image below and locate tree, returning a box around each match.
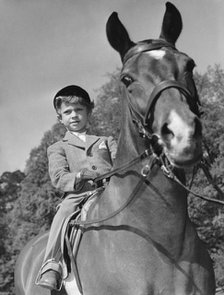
[2,124,66,294]
[0,170,25,213]
[90,69,121,139]
[9,123,67,247]
[189,66,224,287]
[0,170,25,293]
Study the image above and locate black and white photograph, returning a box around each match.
[0,1,224,294]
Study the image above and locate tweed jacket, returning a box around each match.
[47,131,117,193]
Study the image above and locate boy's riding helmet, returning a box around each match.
[53,85,92,110]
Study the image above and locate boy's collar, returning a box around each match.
[71,131,86,142]
[71,130,87,136]
[63,131,100,148]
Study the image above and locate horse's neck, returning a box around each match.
[107,112,188,235]
[109,122,189,240]
[110,163,187,215]
[107,165,188,257]
[114,117,147,166]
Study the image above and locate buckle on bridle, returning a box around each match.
[159,154,175,179]
[141,164,151,177]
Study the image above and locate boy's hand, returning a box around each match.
[78,168,100,181]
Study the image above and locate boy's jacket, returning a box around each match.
[47,131,117,193]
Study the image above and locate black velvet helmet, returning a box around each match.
[53,85,93,110]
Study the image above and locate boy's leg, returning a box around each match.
[36,194,84,290]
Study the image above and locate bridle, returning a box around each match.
[121,40,201,138]
[124,79,197,138]
[119,42,224,207]
[72,41,224,228]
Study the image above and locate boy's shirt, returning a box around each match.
[71,130,87,142]
[47,131,117,193]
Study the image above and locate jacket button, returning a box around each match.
[92,165,97,170]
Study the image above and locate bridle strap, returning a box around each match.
[123,39,176,64]
[161,155,224,206]
[94,148,152,183]
[122,86,152,138]
[143,80,193,126]
[71,158,157,228]
[122,39,200,131]
[122,79,194,137]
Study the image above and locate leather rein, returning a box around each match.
[73,41,224,228]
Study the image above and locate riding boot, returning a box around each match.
[36,259,63,291]
[36,194,87,290]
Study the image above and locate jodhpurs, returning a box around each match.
[42,193,88,267]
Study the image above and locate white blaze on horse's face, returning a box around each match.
[155,101,202,167]
[146,50,166,60]
[165,110,197,163]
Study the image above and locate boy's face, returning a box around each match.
[58,102,90,133]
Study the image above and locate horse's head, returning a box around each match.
[106,2,202,168]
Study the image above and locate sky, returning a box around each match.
[0,0,224,175]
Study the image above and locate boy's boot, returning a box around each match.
[36,260,63,291]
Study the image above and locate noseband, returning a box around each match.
[143,80,194,126]
[122,40,200,138]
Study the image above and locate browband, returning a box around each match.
[123,39,177,64]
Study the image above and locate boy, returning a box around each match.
[37,85,117,290]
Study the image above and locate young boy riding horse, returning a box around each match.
[36,85,117,290]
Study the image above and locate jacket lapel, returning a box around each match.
[63,131,86,149]
[86,134,100,151]
[63,131,100,151]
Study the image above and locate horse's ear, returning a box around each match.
[159,2,182,45]
[106,12,135,60]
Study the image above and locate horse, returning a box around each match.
[15,2,215,295]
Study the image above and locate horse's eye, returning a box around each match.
[121,75,134,87]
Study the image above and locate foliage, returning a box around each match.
[1,65,224,293]
[189,65,224,287]
[0,171,25,293]
[90,69,121,139]
[0,171,25,213]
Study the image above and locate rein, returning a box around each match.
[73,152,224,228]
[73,147,224,229]
[94,148,152,183]
[159,154,224,206]
[72,157,157,228]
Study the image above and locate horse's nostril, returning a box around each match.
[161,123,174,140]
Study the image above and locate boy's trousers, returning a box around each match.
[42,193,88,265]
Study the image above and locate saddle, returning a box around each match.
[60,187,104,294]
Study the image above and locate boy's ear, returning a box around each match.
[87,108,92,117]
